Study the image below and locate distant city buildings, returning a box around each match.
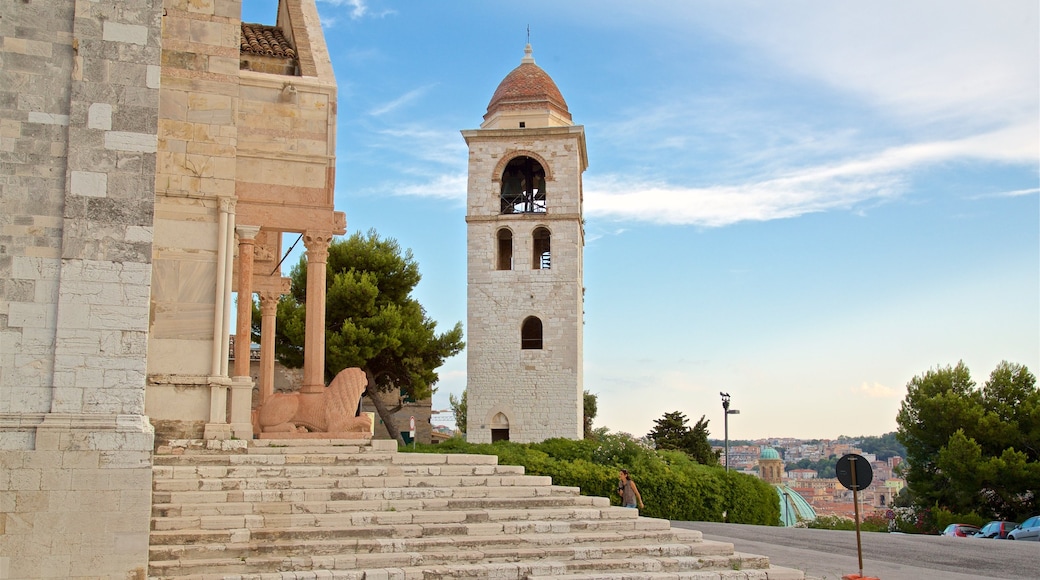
[714,437,907,524]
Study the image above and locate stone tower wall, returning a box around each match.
[464,127,585,443]
[0,0,162,577]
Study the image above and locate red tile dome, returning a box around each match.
[485,45,571,123]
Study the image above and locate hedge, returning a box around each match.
[408,434,781,525]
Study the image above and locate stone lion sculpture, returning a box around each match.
[257,367,373,434]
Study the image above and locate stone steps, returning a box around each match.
[150,536,737,574]
[152,496,611,518]
[148,439,804,580]
[149,546,764,579]
[151,515,681,547]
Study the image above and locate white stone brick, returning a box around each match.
[146,64,161,89]
[87,103,113,130]
[103,22,149,46]
[70,170,108,198]
[27,112,69,126]
[7,302,56,329]
[89,305,149,331]
[12,256,61,280]
[104,131,157,153]
[125,225,153,243]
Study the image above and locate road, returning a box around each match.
[672,521,1039,580]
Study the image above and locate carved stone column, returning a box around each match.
[234,225,261,378]
[302,231,333,394]
[205,197,236,440]
[258,290,280,405]
[230,225,261,440]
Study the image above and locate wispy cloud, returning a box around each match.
[585,124,1038,227]
[369,125,467,167]
[686,1,1039,128]
[318,0,396,20]
[369,85,436,116]
[854,382,900,399]
[971,187,1040,200]
[387,173,467,201]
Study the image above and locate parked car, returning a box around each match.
[975,520,1019,539]
[942,523,981,537]
[1007,516,1040,540]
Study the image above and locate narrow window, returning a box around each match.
[532,227,550,269]
[496,229,513,270]
[500,156,546,214]
[521,316,543,350]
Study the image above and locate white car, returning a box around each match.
[1007,515,1040,541]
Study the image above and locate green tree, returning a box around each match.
[896,360,1039,521]
[849,432,906,460]
[449,389,467,435]
[647,411,718,465]
[583,390,598,439]
[270,230,465,442]
[648,411,691,452]
[789,455,839,478]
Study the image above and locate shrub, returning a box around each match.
[931,505,987,532]
[806,514,856,531]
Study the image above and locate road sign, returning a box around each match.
[836,453,873,491]
[409,415,416,438]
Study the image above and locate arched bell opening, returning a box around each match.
[500,156,546,214]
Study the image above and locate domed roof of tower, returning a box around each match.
[482,44,572,129]
[760,447,781,460]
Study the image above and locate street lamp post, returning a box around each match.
[720,392,740,471]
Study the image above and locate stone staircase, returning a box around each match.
[148,438,805,580]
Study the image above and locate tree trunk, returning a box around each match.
[363,369,404,444]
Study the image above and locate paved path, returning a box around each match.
[673,521,1039,580]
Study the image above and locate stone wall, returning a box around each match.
[464,128,586,444]
[0,0,162,577]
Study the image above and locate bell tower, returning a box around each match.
[462,44,588,443]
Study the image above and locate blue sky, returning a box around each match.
[244,0,1039,440]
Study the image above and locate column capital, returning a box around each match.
[258,291,281,315]
[219,196,237,213]
[236,224,261,241]
[303,231,334,262]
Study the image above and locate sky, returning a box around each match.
[243,0,1040,440]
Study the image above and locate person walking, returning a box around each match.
[617,469,644,510]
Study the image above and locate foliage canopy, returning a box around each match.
[895,360,1039,521]
[647,410,719,465]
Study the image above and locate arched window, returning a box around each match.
[500,156,546,214]
[521,316,543,350]
[496,228,513,270]
[532,227,550,269]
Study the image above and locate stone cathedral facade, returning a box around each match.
[463,45,587,444]
[1,1,343,577]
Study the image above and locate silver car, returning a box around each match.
[1007,515,1040,541]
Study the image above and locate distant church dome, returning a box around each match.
[776,484,818,527]
[758,446,818,526]
[482,44,572,129]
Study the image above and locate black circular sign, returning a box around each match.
[836,453,874,491]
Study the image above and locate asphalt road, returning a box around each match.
[672,521,1040,580]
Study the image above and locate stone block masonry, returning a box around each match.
[1,0,162,577]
